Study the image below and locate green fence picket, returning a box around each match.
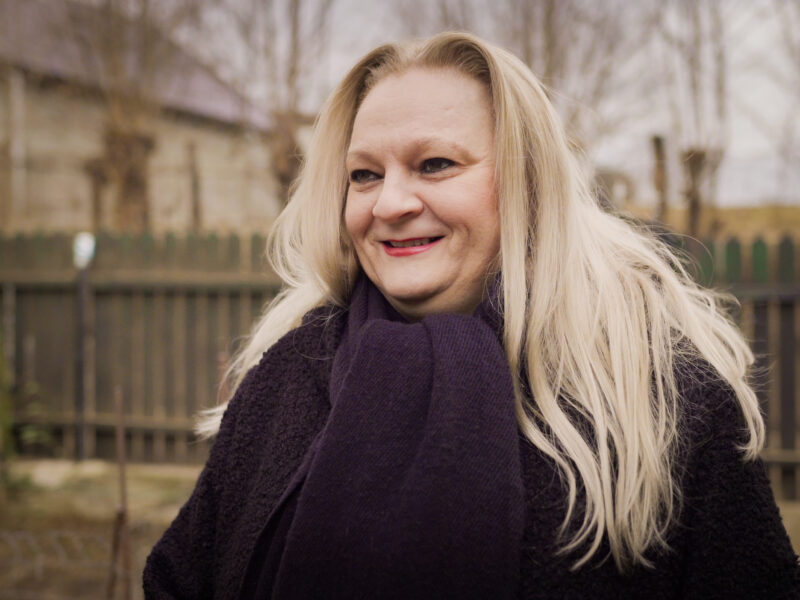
[724,237,742,284]
[778,236,795,284]
[251,233,266,272]
[226,234,240,270]
[752,238,769,284]
[164,232,178,269]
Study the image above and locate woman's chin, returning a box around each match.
[379,290,438,321]
[380,287,479,321]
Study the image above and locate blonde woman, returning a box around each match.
[144,33,799,599]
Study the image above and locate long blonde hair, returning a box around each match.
[197,32,763,571]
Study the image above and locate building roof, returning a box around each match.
[0,0,271,131]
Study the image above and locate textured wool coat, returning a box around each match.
[144,301,800,599]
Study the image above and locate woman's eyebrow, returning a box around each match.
[412,137,471,158]
[346,137,472,163]
[345,147,376,164]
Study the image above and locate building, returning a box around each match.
[0,0,281,235]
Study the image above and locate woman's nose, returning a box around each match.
[371,171,424,221]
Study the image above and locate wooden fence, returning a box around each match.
[0,232,280,465]
[680,236,800,500]
[0,232,799,499]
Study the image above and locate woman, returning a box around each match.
[145,33,800,599]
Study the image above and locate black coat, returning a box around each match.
[144,303,800,599]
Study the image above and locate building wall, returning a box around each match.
[24,76,102,232]
[0,68,280,234]
[149,115,279,235]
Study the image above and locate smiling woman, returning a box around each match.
[143,33,800,600]
[344,68,500,320]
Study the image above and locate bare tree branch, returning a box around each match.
[201,0,340,204]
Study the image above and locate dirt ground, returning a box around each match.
[0,459,201,600]
[2,459,800,599]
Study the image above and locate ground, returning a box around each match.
[0,459,201,600]
[1,459,799,599]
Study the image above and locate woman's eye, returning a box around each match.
[420,157,454,174]
[349,169,379,184]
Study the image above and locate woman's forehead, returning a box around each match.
[348,68,493,154]
[357,67,489,114]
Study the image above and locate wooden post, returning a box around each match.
[152,291,167,462]
[217,293,231,404]
[651,136,668,224]
[22,334,35,390]
[194,293,209,461]
[2,284,15,390]
[239,292,253,341]
[106,386,131,600]
[777,237,796,499]
[752,238,778,491]
[682,148,706,237]
[84,276,96,459]
[173,293,188,462]
[751,239,770,433]
[131,292,145,462]
[110,292,124,457]
[75,266,96,461]
[217,350,230,407]
[0,284,15,488]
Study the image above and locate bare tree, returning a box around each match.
[394,0,475,34]
[394,0,662,151]
[54,0,206,232]
[202,0,338,205]
[652,1,770,235]
[393,0,795,226]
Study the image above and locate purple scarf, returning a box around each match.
[240,275,524,598]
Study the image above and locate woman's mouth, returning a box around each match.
[381,237,443,256]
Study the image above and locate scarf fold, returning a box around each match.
[240,275,524,599]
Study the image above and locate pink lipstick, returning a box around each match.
[382,237,442,256]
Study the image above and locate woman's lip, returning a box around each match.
[381,237,443,257]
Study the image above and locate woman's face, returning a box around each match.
[344,68,500,320]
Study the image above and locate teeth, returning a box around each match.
[388,238,435,248]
